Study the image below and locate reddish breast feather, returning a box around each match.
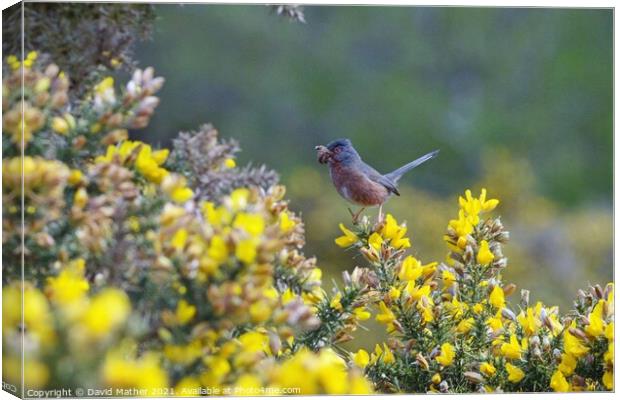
[330,164,389,206]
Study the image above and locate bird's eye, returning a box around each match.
[333,146,342,153]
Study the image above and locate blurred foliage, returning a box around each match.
[135,5,612,207]
[3,2,155,96]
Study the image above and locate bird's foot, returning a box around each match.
[348,207,366,225]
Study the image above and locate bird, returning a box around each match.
[315,138,438,222]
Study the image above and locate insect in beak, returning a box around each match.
[315,145,332,164]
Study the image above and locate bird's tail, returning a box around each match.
[384,149,439,183]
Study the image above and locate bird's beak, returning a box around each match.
[315,145,331,164]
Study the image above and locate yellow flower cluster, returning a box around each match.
[445,188,499,252]
[2,156,71,242]
[96,140,170,184]
[551,285,614,391]
[3,259,132,390]
[89,67,164,134]
[7,51,38,70]
[337,189,612,394]
[103,347,169,396]
[3,53,69,148]
[146,184,371,392]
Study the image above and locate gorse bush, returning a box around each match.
[336,194,613,393]
[2,51,613,396]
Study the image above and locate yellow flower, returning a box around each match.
[603,370,613,390]
[380,214,411,249]
[51,116,69,135]
[135,144,169,184]
[500,334,522,360]
[282,288,296,305]
[233,213,265,237]
[448,209,475,238]
[605,321,614,341]
[436,343,455,366]
[230,188,250,211]
[353,307,371,321]
[103,350,168,392]
[74,187,89,208]
[405,283,431,302]
[375,301,396,325]
[81,289,130,339]
[330,292,343,311]
[550,370,570,392]
[3,283,54,345]
[456,317,475,334]
[352,349,370,368]
[174,376,201,396]
[68,169,84,186]
[517,306,542,336]
[389,286,401,301]
[459,188,499,216]
[279,211,296,232]
[604,342,613,365]
[171,186,194,203]
[236,238,258,264]
[335,223,358,247]
[34,76,51,93]
[235,374,263,394]
[45,267,89,305]
[202,202,232,227]
[378,343,395,364]
[152,149,169,165]
[95,76,115,94]
[480,362,496,376]
[442,270,456,287]
[398,256,432,282]
[584,301,606,337]
[489,285,505,309]
[432,373,441,385]
[171,228,188,251]
[237,331,270,354]
[368,232,383,251]
[445,297,468,319]
[224,158,236,168]
[201,355,232,385]
[207,235,229,266]
[477,240,494,265]
[417,297,434,323]
[563,324,589,357]
[164,341,203,365]
[486,311,504,331]
[249,300,272,324]
[558,353,577,375]
[505,363,525,383]
[175,300,196,325]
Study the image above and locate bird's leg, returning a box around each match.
[377,203,384,224]
[348,207,366,224]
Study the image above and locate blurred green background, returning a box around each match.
[133,5,612,327]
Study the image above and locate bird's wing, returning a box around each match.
[363,164,400,196]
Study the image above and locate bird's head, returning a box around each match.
[315,138,360,166]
